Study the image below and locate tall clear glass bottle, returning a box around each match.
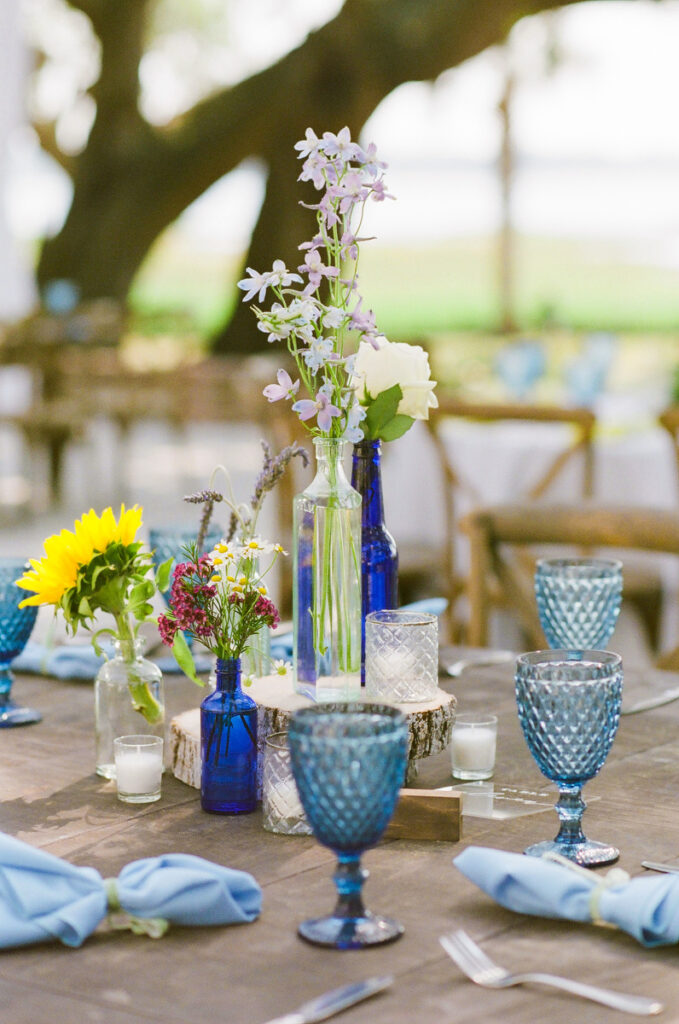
[293,437,362,701]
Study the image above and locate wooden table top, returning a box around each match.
[4,653,679,1024]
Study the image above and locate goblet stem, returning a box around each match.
[0,663,13,699]
[554,784,587,847]
[332,854,368,921]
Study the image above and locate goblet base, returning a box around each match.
[524,837,619,867]
[298,911,404,950]
[0,700,42,728]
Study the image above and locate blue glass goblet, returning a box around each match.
[515,649,623,866]
[149,525,223,644]
[0,559,41,727]
[535,558,622,650]
[288,703,408,949]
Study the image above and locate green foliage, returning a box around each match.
[362,383,414,442]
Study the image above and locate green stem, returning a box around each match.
[113,613,163,726]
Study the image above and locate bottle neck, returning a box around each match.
[215,657,242,693]
[351,439,385,527]
[313,437,348,480]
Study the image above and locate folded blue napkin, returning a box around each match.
[13,642,213,681]
[454,845,679,948]
[269,597,448,662]
[0,832,261,949]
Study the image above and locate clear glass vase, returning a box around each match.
[351,439,399,685]
[200,657,257,814]
[293,437,362,701]
[94,638,164,779]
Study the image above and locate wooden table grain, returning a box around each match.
[3,655,679,1024]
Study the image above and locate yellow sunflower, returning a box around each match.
[16,504,143,608]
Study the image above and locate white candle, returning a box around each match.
[116,749,162,794]
[452,728,496,771]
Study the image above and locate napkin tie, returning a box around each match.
[104,877,169,939]
[542,852,630,928]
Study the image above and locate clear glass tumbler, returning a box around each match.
[262,731,312,836]
[365,610,438,703]
[535,557,623,650]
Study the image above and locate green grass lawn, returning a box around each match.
[130,231,679,340]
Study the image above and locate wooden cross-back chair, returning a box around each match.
[462,502,679,670]
[424,395,596,641]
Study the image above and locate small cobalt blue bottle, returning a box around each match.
[351,440,399,684]
[200,657,257,814]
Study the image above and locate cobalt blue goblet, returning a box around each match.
[515,649,623,866]
[0,559,40,727]
[535,557,622,650]
[288,703,408,949]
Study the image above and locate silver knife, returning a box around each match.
[262,976,393,1024]
[641,860,679,874]
[621,687,679,715]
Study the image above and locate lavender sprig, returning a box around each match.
[183,489,224,552]
[251,441,309,513]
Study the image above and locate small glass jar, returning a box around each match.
[262,731,312,836]
[365,609,439,703]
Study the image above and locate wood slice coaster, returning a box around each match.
[170,674,457,794]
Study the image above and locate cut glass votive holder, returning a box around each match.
[365,610,438,703]
[262,731,312,836]
[451,713,498,781]
[114,735,163,804]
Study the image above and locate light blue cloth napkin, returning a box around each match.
[0,832,261,949]
[454,845,679,948]
[13,642,212,680]
[269,597,448,662]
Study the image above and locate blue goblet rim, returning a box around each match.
[535,557,623,580]
[289,702,407,741]
[148,525,224,544]
[516,648,622,683]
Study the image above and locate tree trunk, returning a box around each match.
[37,0,596,346]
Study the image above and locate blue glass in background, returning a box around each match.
[149,524,224,588]
[149,524,223,646]
[0,559,41,727]
[200,657,257,814]
[515,649,623,866]
[494,339,546,401]
[351,440,399,685]
[288,703,408,949]
[535,557,622,649]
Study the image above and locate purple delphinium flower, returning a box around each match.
[322,127,360,164]
[263,368,300,403]
[343,402,367,443]
[292,392,341,432]
[298,249,340,290]
[302,336,334,373]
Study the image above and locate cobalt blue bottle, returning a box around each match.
[200,657,257,814]
[351,440,399,684]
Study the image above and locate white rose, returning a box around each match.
[352,339,438,419]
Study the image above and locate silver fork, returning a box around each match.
[439,929,663,1016]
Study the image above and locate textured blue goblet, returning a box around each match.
[149,525,224,590]
[0,559,40,727]
[150,525,223,645]
[288,703,408,949]
[515,649,623,866]
[535,558,622,650]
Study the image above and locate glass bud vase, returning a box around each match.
[200,657,257,814]
[94,639,164,779]
[351,439,399,685]
[293,437,362,702]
